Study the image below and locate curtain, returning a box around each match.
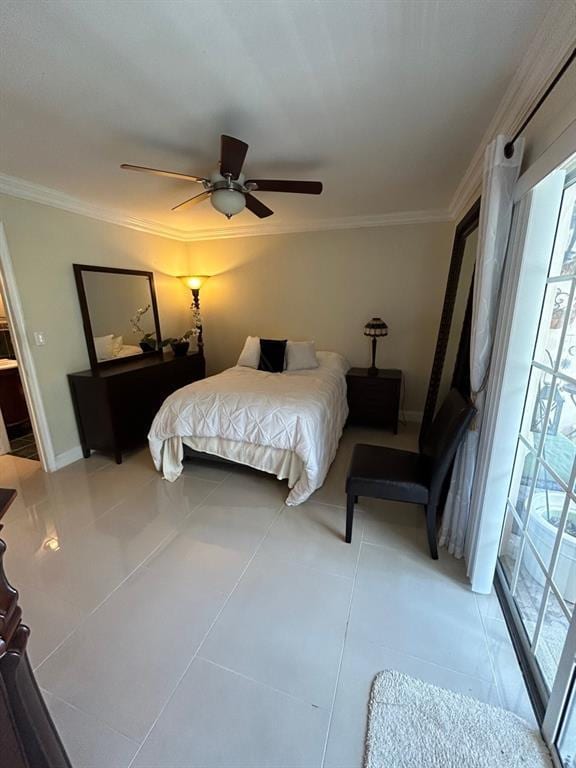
[439,135,524,558]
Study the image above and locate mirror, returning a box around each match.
[421,199,480,440]
[73,265,162,372]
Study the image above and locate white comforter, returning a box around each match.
[148,352,349,505]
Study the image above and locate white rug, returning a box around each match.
[364,670,552,768]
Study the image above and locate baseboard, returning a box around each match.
[403,411,423,424]
[53,444,84,470]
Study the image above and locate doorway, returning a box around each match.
[0,223,55,472]
[493,164,576,764]
[0,307,39,461]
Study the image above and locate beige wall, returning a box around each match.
[188,223,453,414]
[0,194,191,457]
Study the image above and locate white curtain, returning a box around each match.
[439,135,524,558]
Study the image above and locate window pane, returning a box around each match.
[552,501,576,619]
[509,441,536,522]
[535,589,570,690]
[541,385,575,488]
[526,466,566,573]
[555,292,576,381]
[528,473,571,576]
[499,504,523,587]
[534,282,572,370]
[520,368,557,450]
[549,183,576,278]
[514,543,546,643]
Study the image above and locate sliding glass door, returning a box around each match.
[496,172,576,763]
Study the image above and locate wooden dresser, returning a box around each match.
[68,351,205,463]
[0,488,73,768]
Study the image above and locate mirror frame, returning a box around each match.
[420,198,481,440]
[73,264,162,374]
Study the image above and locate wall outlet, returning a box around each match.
[33,331,46,346]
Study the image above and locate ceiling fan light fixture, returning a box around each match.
[122,135,322,220]
[210,188,246,219]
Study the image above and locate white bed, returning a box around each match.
[148,351,349,505]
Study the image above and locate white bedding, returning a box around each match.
[116,344,143,359]
[148,351,349,505]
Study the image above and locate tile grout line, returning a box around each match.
[126,499,287,768]
[41,687,140,747]
[32,520,181,675]
[474,593,537,721]
[352,540,496,684]
[19,471,222,628]
[33,474,229,675]
[196,656,331,709]
[320,526,364,768]
[474,593,506,708]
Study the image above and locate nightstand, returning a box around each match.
[346,368,402,433]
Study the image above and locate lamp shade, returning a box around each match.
[179,275,210,290]
[364,317,388,337]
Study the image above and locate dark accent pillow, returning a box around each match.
[258,339,287,373]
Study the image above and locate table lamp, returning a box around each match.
[364,317,388,375]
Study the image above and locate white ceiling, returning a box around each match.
[0,0,551,236]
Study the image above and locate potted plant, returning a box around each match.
[162,330,195,357]
[130,304,156,352]
[138,332,156,353]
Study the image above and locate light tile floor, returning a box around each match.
[0,424,537,768]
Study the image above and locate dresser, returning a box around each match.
[68,351,205,463]
[0,488,73,768]
[346,367,402,433]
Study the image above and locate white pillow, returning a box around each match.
[93,334,115,361]
[285,341,318,371]
[316,351,350,375]
[237,336,261,368]
[111,335,123,357]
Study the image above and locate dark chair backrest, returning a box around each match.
[419,389,476,504]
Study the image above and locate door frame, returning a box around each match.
[0,223,55,471]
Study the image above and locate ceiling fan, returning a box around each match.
[121,134,323,220]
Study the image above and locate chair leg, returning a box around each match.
[425,504,439,560]
[346,493,355,543]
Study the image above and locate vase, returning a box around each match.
[139,340,156,353]
[171,340,189,357]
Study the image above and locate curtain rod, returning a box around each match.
[504,46,576,159]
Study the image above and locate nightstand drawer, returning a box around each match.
[346,367,402,433]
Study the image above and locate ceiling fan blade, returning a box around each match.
[171,190,211,211]
[220,135,249,179]
[246,179,323,194]
[121,164,207,183]
[245,194,274,219]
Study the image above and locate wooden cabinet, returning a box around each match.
[346,367,402,433]
[68,352,205,463]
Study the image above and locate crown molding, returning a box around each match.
[0,170,451,242]
[0,172,189,242]
[179,208,452,242]
[450,1,576,221]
